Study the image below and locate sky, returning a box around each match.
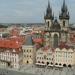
[0,0,75,23]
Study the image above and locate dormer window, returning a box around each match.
[13,49,16,52]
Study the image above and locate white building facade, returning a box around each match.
[0,48,23,69]
[36,47,54,66]
[54,48,75,67]
[36,47,75,67]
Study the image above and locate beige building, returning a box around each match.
[36,47,54,66]
[54,48,75,67]
[22,45,36,64]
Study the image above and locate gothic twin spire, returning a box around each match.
[44,0,70,20]
[59,0,70,19]
[44,0,54,20]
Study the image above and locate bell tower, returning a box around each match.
[44,0,54,30]
[59,0,70,31]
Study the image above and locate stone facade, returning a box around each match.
[36,47,54,66]
[36,47,75,67]
[44,0,70,48]
[54,48,75,67]
[22,45,36,64]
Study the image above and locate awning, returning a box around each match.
[48,64,53,66]
[35,63,46,66]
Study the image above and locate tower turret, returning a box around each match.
[44,0,54,30]
[44,0,54,20]
[59,0,70,30]
[59,0,69,20]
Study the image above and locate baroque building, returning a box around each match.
[44,0,70,48]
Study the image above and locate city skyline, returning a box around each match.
[0,0,75,23]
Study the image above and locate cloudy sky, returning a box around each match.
[0,0,75,23]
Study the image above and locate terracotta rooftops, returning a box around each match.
[32,38,44,44]
[0,38,22,49]
[58,41,73,49]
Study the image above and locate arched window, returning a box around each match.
[68,64,71,68]
[59,63,61,66]
[63,64,67,67]
[38,61,40,63]
[47,62,49,65]
[53,34,58,48]
[42,61,44,64]
[55,63,58,65]
[51,62,53,65]
[48,21,49,27]
[63,21,65,27]
[27,61,29,64]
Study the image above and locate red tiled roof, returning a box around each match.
[59,42,70,49]
[32,38,44,44]
[0,38,22,49]
[9,36,25,44]
[43,46,50,51]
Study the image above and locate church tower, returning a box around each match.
[59,0,70,30]
[44,0,54,30]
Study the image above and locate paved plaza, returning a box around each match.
[0,65,75,75]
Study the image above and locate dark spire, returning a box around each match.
[44,0,54,20]
[59,0,70,20]
[48,0,50,8]
[62,0,67,13]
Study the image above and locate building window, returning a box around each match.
[59,63,61,66]
[68,64,72,68]
[24,50,25,52]
[27,50,28,52]
[42,61,44,64]
[44,55,46,59]
[55,63,58,65]
[30,56,31,58]
[63,21,65,27]
[53,34,58,48]
[24,55,26,57]
[30,50,31,52]
[40,57,41,59]
[27,55,28,57]
[38,61,40,63]
[63,64,67,67]
[48,21,49,27]
[47,58,48,60]
[27,61,29,64]
[51,62,53,65]
[47,62,49,65]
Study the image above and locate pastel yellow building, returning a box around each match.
[22,45,36,65]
